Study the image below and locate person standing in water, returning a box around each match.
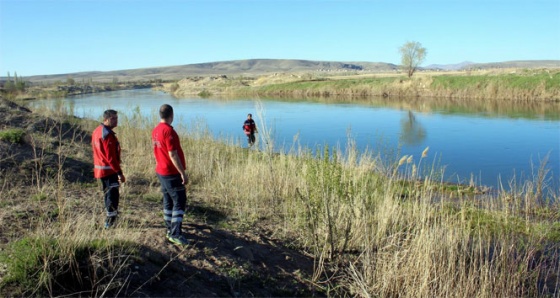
[242,113,258,147]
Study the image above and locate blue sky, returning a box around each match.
[1,0,559,76]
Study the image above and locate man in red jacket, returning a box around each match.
[92,109,125,229]
[242,113,258,147]
[152,104,190,246]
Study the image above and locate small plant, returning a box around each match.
[0,128,26,144]
[0,236,137,296]
[169,82,179,92]
[198,90,212,97]
[142,193,161,203]
[31,192,48,201]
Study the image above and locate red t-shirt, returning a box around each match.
[152,122,186,176]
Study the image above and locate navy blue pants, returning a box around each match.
[100,173,120,225]
[247,133,255,145]
[157,174,187,237]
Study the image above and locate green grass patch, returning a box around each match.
[439,203,560,242]
[198,90,213,97]
[431,72,560,91]
[0,128,26,144]
[0,236,137,296]
[255,77,396,93]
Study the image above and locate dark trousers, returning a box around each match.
[157,174,187,237]
[100,173,120,225]
[247,133,255,145]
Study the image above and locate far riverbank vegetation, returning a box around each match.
[2,68,559,103]
[162,68,560,102]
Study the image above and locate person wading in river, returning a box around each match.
[242,113,258,147]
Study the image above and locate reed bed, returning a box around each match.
[2,105,558,296]
[117,108,559,297]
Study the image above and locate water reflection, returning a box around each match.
[254,95,560,120]
[399,111,426,146]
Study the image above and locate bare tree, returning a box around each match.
[399,41,427,78]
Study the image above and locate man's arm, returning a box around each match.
[168,150,187,184]
[103,136,125,182]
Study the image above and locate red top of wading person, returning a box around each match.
[152,104,187,182]
[92,110,125,181]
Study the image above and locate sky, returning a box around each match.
[0,0,559,76]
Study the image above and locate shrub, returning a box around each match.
[0,129,26,144]
[169,82,179,92]
[198,90,213,97]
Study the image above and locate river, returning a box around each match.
[30,89,560,194]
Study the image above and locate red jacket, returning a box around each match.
[92,124,122,178]
[243,119,256,135]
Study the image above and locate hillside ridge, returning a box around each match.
[13,59,560,83]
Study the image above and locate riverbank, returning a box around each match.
[162,68,560,102]
[1,97,558,296]
[3,81,160,101]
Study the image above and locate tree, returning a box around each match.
[399,41,427,78]
[66,76,75,85]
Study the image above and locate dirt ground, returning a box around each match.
[0,97,326,297]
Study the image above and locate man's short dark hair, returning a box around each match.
[159,104,173,119]
[103,109,118,120]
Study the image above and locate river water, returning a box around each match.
[31,89,560,193]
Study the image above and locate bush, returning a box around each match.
[198,90,213,97]
[0,129,26,144]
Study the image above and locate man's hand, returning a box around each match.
[180,173,188,185]
[118,174,126,183]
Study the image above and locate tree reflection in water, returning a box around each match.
[399,110,426,146]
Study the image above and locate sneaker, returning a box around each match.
[104,222,112,229]
[165,231,172,241]
[167,234,191,246]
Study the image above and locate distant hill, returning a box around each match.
[11,59,560,83]
[424,61,475,71]
[424,60,560,71]
[466,60,560,70]
[20,59,398,83]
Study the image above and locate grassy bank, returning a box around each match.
[165,69,560,102]
[244,70,560,101]
[1,102,558,296]
[177,115,559,296]
[429,70,560,101]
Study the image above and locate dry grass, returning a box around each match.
[116,103,560,296]
[114,107,559,296]
[1,102,558,297]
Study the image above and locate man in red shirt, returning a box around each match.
[152,104,190,245]
[92,109,125,229]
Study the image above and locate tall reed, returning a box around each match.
[108,104,560,296]
[121,109,555,297]
[4,103,556,296]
